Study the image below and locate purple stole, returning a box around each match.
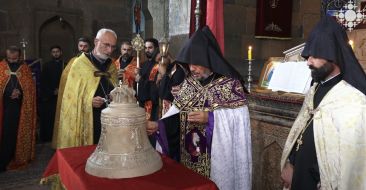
[173,75,246,177]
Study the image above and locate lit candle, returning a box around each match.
[248,46,252,60]
[349,40,354,50]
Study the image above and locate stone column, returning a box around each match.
[167,0,191,56]
[147,0,168,39]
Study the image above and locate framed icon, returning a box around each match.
[258,57,283,89]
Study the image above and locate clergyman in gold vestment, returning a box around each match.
[52,37,90,148]
[55,29,117,148]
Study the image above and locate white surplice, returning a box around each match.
[281,81,366,190]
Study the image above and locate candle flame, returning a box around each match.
[349,40,354,50]
[248,46,252,60]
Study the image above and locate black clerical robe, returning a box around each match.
[155,63,188,161]
[87,53,115,144]
[159,63,188,102]
[40,59,64,142]
[137,59,160,121]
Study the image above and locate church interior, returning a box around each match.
[1,0,366,189]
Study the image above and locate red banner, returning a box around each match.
[255,0,293,39]
[189,0,224,54]
[206,0,225,54]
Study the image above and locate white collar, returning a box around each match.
[321,73,341,84]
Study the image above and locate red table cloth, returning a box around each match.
[42,145,218,190]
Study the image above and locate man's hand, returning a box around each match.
[134,67,141,82]
[158,63,167,76]
[118,69,125,80]
[155,53,162,63]
[156,73,163,85]
[171,85,180,96]
[92,96,105,108]
[187,111,209,124]
[134,67,140,75]
[281,162,294,189]
[54,88,59,95]
[135,74,141,82]
[10,89,21,99]
[146,121,158,135]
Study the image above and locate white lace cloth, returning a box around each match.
[211,106,252,190]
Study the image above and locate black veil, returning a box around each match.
[176,26,248,92]
[301,16,366,95]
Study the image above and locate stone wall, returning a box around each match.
[224,0,321,82]
[163,0,321,82]
[348,29,366,72]
[0,0,327,70]
[0,1,327,189]
[167,0,191,56]
[147,0,169,40]
[0,0,135,61]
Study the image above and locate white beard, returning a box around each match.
[94,50,109,60]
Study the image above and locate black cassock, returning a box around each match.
[158,63,188,161]
[137,59,160,120]
[159,63,188,102]
[87,53,114,144]
[138,60,188,160]
[0,62,23,171]
[40,59,64,142]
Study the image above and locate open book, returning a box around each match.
[267,61,311,94]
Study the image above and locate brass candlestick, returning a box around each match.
[247,59,253,93]
[159,37,170,65]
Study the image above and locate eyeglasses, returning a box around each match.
[100,42,117,50]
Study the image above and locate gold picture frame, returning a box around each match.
[257,57,284,90]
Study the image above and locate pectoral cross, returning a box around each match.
[20,38,28,60]
[296,135,303,151]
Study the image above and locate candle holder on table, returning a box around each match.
[246,59,253,93]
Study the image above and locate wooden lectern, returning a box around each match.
[249,44,306,190]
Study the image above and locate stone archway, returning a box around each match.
[39,15,75,63]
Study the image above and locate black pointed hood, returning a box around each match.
[301,16,366,95]
[176,26,244,81]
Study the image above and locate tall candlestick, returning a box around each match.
[247,59,252,93]
[248,46,252,60]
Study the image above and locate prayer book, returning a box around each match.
[268,61,311,94]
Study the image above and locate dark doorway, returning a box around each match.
[39,16,75,64]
